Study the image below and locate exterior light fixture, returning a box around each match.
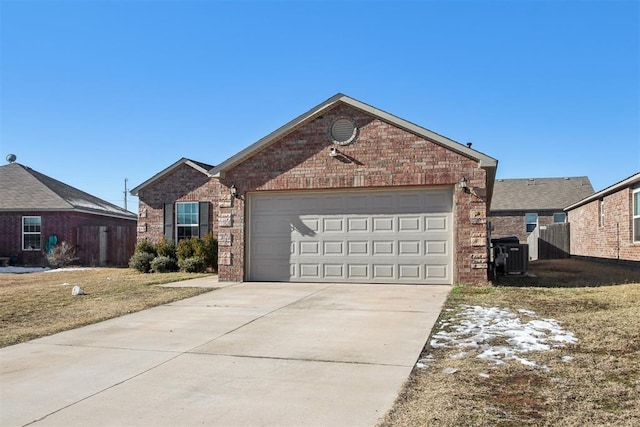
[330,147,339,157]
[459,177,469,192]
[230,184,238,198]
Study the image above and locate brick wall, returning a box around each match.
[0,211,135,266]
[217,104,491,284]
[136,164,221,243]
[568,187,640,262]
[490,210,562,243]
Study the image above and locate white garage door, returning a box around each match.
[248,188,453,284]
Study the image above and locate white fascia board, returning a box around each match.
[209,94,498,178]
[130,158,213,196]
[565,172,640,211]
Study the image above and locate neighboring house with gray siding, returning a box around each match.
[489,177,595,243]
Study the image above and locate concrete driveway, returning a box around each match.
[0,281,449,427]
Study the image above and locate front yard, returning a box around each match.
[0,268,214,348]
[381,259,640,426]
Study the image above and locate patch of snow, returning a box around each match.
[0,266,50,274]
[426,305,578,369]
[44,267,92,273]
[442,367,458,375]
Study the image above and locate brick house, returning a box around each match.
[132,94,498,285]
[489,177,594,243]
[0,161,137,266]
[565,172,640,264]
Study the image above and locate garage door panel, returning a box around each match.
[372,217,393,232]
[399,240,421,255]
[347,217,369,232]
[323,218,344,232]
[249,189,453,284]
[399,216,421,232]
[323,241,344,255]
[372,240,394,255]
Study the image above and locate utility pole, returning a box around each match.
[124,178,128,211]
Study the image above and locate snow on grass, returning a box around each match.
[418,304,578,371]
[0,266,93,274]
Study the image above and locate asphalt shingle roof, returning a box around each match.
[490,177,595,211]
[0,162,136,219]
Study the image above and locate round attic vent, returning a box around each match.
[330,118,357,145]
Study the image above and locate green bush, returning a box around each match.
[150,255,178,273]
[200,233,218,270]
[178,256,206,273]
[177,237,203,260]
[129,251,155,273]
[134,239,157,256]
[155,237,177,259]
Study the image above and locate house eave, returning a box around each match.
[208,93,498,177]
[130,158,214,196]
[565,172,640,211]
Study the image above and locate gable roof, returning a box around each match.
[0,162,136,219]
[130,157,215,196]
[208,93,498,176]
[565,172,640,211]
[490,176,594,212]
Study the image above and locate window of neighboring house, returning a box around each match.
[22,216,42,250]
[599,199,605,227]
[176,202,199,241]
[553,212,567,223]
[633,189,640,243]
[525,213,538,233]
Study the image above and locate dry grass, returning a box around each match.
[381,259,640,427]
[0,268,214,348]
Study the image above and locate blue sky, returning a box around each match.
[1,0,638,212]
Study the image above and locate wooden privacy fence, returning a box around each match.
[76,225,136,267]
[538,222,570,259]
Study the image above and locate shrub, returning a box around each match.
[46,241,79,268]
[155,237,176,259]
[129,251,155,273]
[200,233,218,270]
[177,237,203,261]
[150,255,178,273]
[134,239,157,256]
[178,256,206,273]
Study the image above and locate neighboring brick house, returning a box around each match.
[489,177,594,242]
[133,94,498,285]
[0,161,137,266]
[565,172,640,264]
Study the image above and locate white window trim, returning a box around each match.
[633,188,640,243]
[22,216,42,251]
[599,199,605,227]
[525,212,538,233]
[553,212,567,223]
[176,202,199,240]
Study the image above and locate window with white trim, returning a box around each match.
[176,202,199,241]
[525,213,538,233]
[599,199,605,227]
[22,216,42,250]
[633,189,640,243]
[553,212,567,223]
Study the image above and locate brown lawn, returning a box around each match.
[381,259,640,427]
[0,268,214,348]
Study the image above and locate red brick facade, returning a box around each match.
[568,187,640,262]
[215,104,492,284]
[490,210,564,243]
[0,211,136,266]
[136,163,222,243]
